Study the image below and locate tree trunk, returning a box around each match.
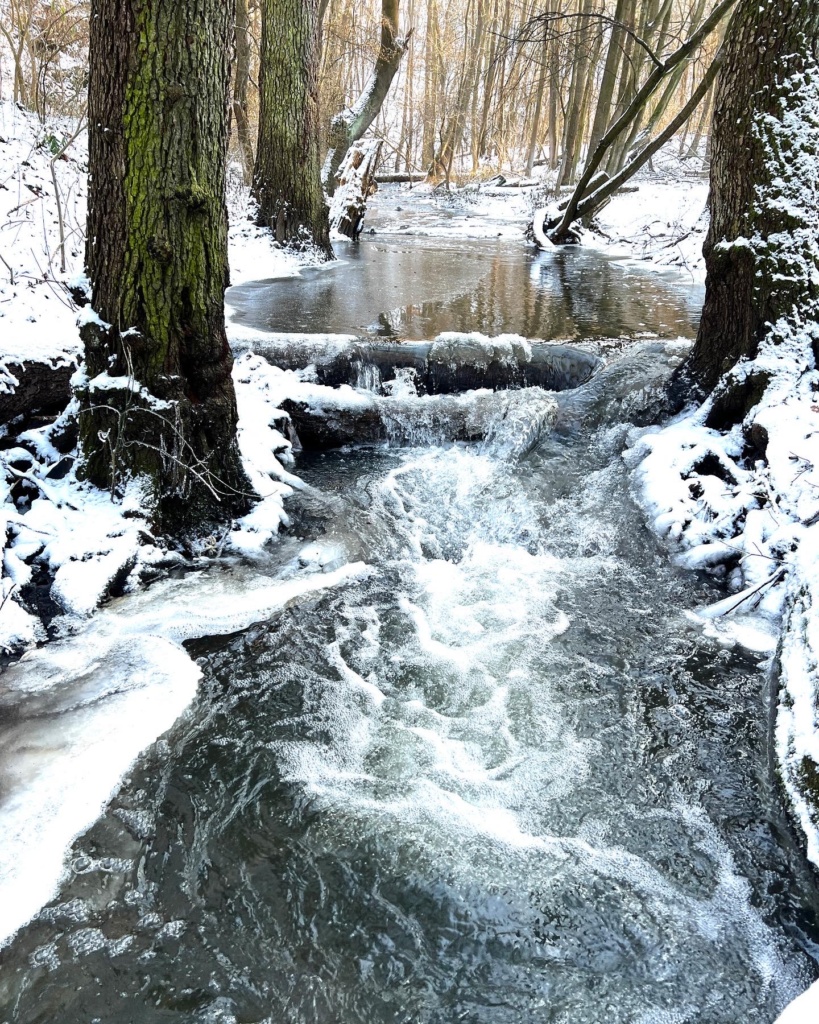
[686,0,819,394]
[557,0,599,187]
[549,0,736,243]
[78,0,249,537]
[683,77,715,159]
[253,0,332,256]
[588,0,633,156]
[422,0,441,169]
[430,0,485,179]
[232,0,255,185]
[324,0,409,194]
[328,139,384,238]
[525,34,549,178]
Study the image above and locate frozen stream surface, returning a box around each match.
[0,227,818,1022]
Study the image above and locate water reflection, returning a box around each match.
[227,237,704,341]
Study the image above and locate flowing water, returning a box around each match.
[0,230,818,1022]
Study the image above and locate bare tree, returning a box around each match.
[323,0,411,193]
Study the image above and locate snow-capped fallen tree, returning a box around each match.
[229,331,602,394]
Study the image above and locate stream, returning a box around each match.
[1,216,818,1022]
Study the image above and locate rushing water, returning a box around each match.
[1,229,818,1022]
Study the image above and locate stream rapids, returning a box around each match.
[0,232,818,1022]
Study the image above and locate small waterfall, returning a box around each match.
[376,387,557,458]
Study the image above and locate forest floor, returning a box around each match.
[0,102,817,1018]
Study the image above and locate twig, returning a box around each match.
[0,584,18,617]
[712,569,787,617]
[0,251,15,284]
[3,463,79,509]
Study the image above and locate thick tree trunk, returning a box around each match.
[253,0,332,256]
[686,0,819,394]
[78,0,249,537]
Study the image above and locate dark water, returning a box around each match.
[227,236,703,341]
[0,233,817,1023]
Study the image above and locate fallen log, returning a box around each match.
[230,332,602,395]
[0,357,77,427]
[375,172,426,183]
[281,386,558,458]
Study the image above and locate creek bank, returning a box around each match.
[0,357,76,426]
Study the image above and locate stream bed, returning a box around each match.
[1,226,818,1023]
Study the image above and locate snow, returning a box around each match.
[0,633,200,950]
[0,559,369,949]
[589,178,709,281]
[227,169,333,284]
[429,331,533,366]
[0,101,85,374]
[775,978,819,1023]
[626,76,819,1015]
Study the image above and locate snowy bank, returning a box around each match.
[0,102,86,370]
[627,61,819,925]
[0,106,316,651]
[776,977,819,1023]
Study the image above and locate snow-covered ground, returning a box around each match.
[0,102,86,373]
[371,146,708,281]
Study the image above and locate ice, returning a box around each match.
[428,331,533,367]
[0,634,200,949]
[776,979,819,1023]
[0,559,369,948]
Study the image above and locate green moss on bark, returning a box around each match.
[79,0,250,537]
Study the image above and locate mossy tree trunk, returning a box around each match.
[78,0,250,537]
[252,0,332,257]
[687,0,819,394]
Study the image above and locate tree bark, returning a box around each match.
[324,0,409,194]
[232,0,255,185]
[253,0,332,256]
[78,0,249,537]
[686,0,819,394]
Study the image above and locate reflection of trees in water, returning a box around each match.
[236,241,701,340]
[391,251,700,340]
